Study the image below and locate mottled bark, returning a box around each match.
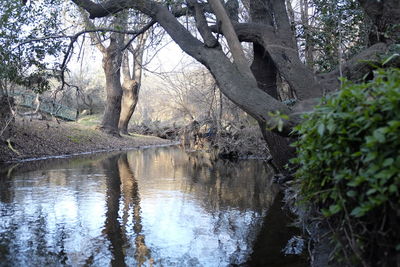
[119,78,138,134]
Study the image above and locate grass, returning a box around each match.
[77,114,101,127]
[66,135,81,143]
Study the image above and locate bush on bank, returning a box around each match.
[291,68,400,266]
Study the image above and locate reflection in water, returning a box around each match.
[117,154,152,266]
[0,146,304,266]
[102,155,126,266]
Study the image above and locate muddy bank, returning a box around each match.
[0,117,174,163]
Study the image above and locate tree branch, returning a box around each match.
[187,0,219,48]
[121,18,156,51]
[208,0,256,85]
[71,0,136,19]
[79,8,106,53]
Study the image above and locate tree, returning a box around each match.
[0,0,66,139]
[119,26,150,134]
[80,8,154,135]
[72,0,398,168]
[80,12,126,135]
[0,0,64,96]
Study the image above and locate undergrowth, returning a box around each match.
[291,68,400,266]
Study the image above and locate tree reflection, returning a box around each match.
[183,152,279,211]
[101,155,126,267]
[118,153,152,266]
[0,163,17,203]
[0,147,300,266]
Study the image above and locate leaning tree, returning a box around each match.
[71,0,399,169]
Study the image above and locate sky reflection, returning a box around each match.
[0,146,279,266]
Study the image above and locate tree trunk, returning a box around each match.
[119,80,139,135]
[99,34,124,136]
[74,0,397,137]
[80,11,126,136]
[118,32,148,135]
[251,44,295,171]
[250,0,296,171]
[300,0,314,67]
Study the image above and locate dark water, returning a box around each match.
[0,146,307,266]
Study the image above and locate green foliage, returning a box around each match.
[267,111,289,132]
[291,68,400,265]
[303,0,369,72]
[0,0,65,93]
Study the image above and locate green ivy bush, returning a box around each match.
[291,68,400,266]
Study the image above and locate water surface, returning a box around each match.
[0,146,306,266]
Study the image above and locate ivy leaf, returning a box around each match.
[329,204,341,215]
[351,207,365,217]
[317,123,325,136]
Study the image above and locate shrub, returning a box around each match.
[291,68,400,266]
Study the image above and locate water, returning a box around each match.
[0,146,306,266]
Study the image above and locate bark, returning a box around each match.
[100,32,124,136]
[80,11,124,136]
[188,0,218,48]
[299,0,314,67]
[74,0,298,134]
[210,21,322,100]
[250,0,296,170]
[118,32,149,135]
[208,0,257,84]
[251,44,277,99]
[318,42,389,93]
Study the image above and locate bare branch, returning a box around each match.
[71,0,137,19]
[187,0,219,48]
[57,24,153,91]
[121,19,156,51]
[208,0,256,85]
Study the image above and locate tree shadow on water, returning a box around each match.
[101,153,153,267]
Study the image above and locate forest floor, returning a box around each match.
[0,116,174,163]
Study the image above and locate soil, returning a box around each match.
[0,117,174,163]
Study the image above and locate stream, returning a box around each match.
[0,146,307,266]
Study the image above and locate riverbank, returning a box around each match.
[0,117,174,163]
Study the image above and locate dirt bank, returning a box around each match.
[0,117,174,163]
